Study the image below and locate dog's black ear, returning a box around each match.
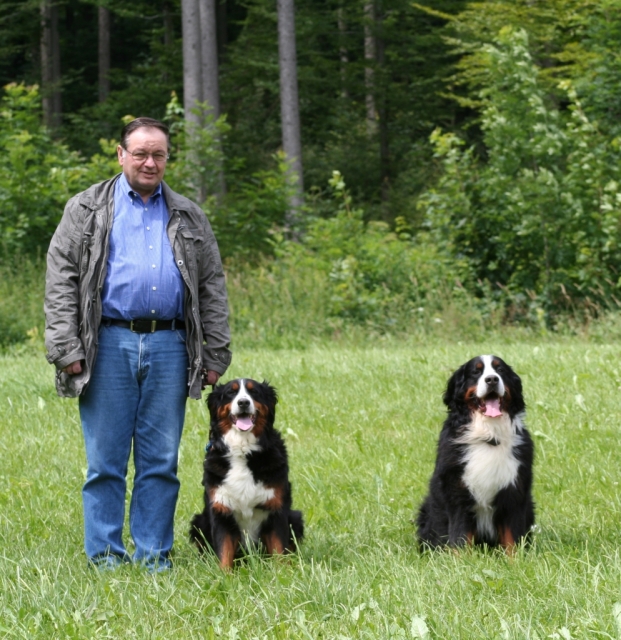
[262,380,278,407]
[443,363,468,411]
[504,364,526,414]
[206,384,225,420]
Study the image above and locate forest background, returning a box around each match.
[2,0,621,348]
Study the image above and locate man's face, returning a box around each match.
[117,127,169,198]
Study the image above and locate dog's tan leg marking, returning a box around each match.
[209,488,233,516]
[262,485,284,511]
[211,501,233,516]
[219,534,238,571]
[262,530,285,555]
[498,525,516,555]
[466,531,474,545]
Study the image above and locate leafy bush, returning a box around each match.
[268,171,470,331]
[162,93,297,260]
[418,28,621,323]
[0,84,86,253]
[0,83,121,255]
[208,152,296,260]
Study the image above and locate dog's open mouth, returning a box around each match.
[479,394,503,418]
[231,413,255,431]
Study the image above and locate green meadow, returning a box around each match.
[2,339,621,639]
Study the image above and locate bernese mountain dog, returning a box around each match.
[190,378,304,569]
[416,355,534,552]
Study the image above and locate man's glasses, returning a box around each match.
[123,148,170,164]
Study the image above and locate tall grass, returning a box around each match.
[2,341,621,638]
[7,255,621,353]
[0,256,46,348]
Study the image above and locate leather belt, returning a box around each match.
[102,317,185,333]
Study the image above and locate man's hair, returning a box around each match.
[120,117,170,150]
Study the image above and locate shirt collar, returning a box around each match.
[118,173,162,203]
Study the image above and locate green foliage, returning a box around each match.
[566,1,621,137]
[269,172,467,330]
[208,152,296,260]
[0,84,86,253]
[419,28,621,322]
[163,91,296,260]
[0,83,122,254]
[163,95,230,205]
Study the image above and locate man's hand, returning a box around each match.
[62,361,83,375]
[201,369,220,389]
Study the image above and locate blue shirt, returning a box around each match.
[101,174,185,321]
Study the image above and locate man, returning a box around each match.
[44,117,231,571]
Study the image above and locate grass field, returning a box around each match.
[2,339,621,639]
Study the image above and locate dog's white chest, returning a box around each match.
[460,414,522,536]
[214,430,274,542]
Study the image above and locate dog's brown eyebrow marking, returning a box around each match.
[231,382,239,391]
[475,361,483,370]
[492,359,500,367]
[246,381,254,390]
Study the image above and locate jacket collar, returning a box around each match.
[78,173,191,215]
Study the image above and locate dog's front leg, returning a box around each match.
[211,515,240,570]
[215,530,240,570]
[259,486,289,556]
[210,497,240,570]
[447,510,473,547]
[261,528,285,555]
[497,525,516,555]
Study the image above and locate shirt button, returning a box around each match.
[151,310,156,314]
[149,245,153,250]
[146,226,150,231]
[152,286,157,291]
[152,264,156,268]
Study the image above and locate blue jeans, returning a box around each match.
[79,324,189,567]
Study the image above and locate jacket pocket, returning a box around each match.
[179,229,203,269]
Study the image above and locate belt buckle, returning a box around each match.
[129,320,157,333]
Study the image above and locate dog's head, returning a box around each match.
[443,355,524,418]
[207,378,277,438]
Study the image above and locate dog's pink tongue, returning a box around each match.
[236,417,254,431]
[484,398,502,417]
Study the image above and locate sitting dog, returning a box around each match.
[416,355,534,552]
[190,379,304,569]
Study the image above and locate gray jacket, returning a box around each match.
[44,174,231,399]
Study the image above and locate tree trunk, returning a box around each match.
[337,6,349,100]
[376,6,389,208]
[217,0,228,60]
[40,0,62,130]
[181,0,204,201]
[98,6,110,103]
[162,1,174,83]
[199,0,226,197]
[163,1,174,48]
[181,0,202,129]
[363,2,376,136]
[199,0,220,120]
[277,0,304,227]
